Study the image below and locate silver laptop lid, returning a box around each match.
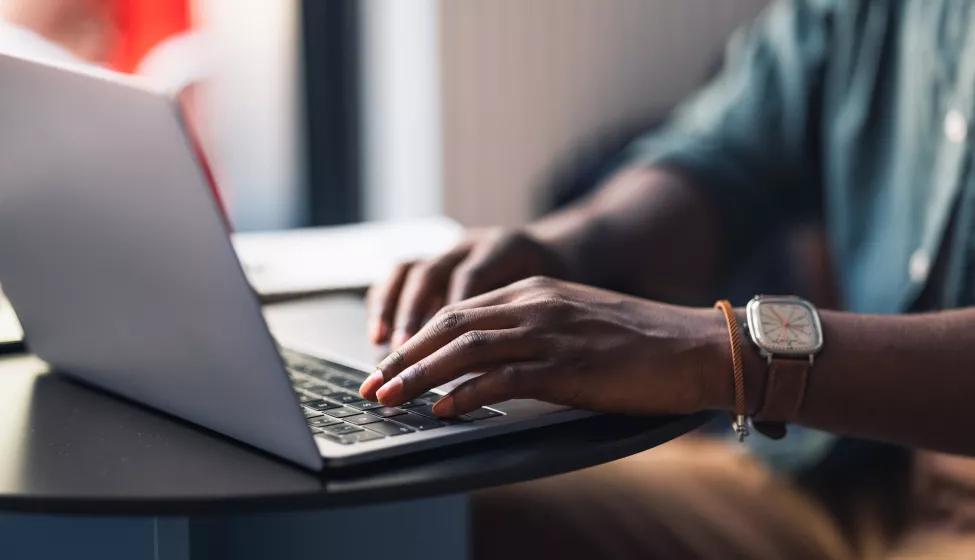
[0,54,322,470]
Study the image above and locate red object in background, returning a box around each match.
[107,0,229,226]
[110,0,191,74]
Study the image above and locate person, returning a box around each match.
[0,0,117,64]
[359,0,975,558]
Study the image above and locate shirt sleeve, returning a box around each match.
[625,0,835,248]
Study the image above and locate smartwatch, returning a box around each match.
[745,295,823,438]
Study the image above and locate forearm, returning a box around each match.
[527,165,727,305]
[717,308,975,455]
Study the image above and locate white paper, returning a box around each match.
[232,217,464,298]
[0,286,24,344]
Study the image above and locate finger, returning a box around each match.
[391,251,468,348]
[445,275,562,313]
[366,261,413,344]
[423,293,446,326]
[447,240,509,304]
[431,361,551,417]
[361,305,518,400]
[373,328,535,406]
[435,282,523,315]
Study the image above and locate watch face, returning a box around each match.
[746,297,823,355]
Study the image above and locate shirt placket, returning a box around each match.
[938,5,975,309]
[904,6,975,309]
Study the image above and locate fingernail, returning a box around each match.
[432,395,456,417]
[359,370,384,399]
[376,377,404,404]
[369,320,389,344]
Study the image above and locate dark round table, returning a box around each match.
[0,354,710,517]
[0,295,714,559]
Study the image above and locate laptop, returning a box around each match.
[0,54,592,470]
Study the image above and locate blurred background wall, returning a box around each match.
[362,0,768,227]
[436,0,769,227]
[198,0,306,232]
[0,0,770,231]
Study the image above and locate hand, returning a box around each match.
[367,228,570,349]
[359,276,732,417]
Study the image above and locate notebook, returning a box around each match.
[0,286,24,347]
[232,217,464,300]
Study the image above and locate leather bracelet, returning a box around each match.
[713,300,748,442]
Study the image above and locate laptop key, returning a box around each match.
[409,404,439,418]
[345,414,384,426]
[369,407,407,418]
[324,423,364,436]
[309,416,342,428]
[420,392,442,402]
[350,430,384,443]
[318,430,384,445]
[323,407,362,418]
[464,407,504,420]
[315,433,355,445]
[322,383,346,394]
[302,407,324,419]
[391,413,444,431]
[324,392,363,405]
[398,400,424,409]
[302,360,331,375]
[366,420,415,437]
[411,404,473,424]
[332,378,362,390]
[348,400,384,411]
[307,379,332,389]
[305,399,342,411]
[324,361,364,377]
[305,369,329,381]
[324,373,347,385]
[339,368,369,382]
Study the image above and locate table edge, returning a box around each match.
[0,412,715,517]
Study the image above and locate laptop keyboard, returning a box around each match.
[280,348,504,446]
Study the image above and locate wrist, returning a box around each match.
[700,308,766,414]
[524,217,596,284]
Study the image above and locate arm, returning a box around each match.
[526,165,725,305]
[361,278,975,459]
[367,166,724,347]
[370,0,834,346]
[724,308,975,456]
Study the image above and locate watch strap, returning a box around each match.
[752,357,810,440]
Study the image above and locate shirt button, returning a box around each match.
[944,109,968,143]
[909,250,931,283]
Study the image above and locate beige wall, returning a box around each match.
[200,0,306,231]
[440,0,769,227]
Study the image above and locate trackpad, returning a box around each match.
[263,295,386,369]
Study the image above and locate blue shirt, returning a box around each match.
[627,0,975,469]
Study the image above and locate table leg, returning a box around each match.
[189,494,470,560]
[0,514,190,560]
